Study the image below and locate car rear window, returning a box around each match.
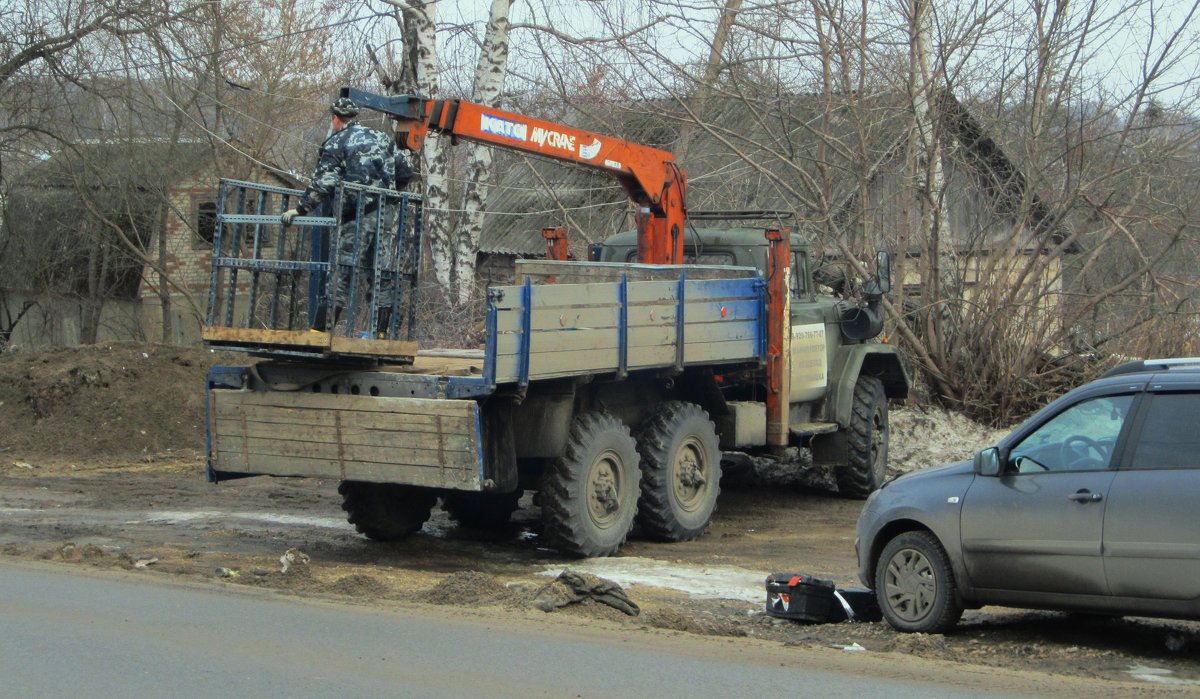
[1129,393,1200,470]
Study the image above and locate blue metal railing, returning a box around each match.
[205,179,422,346]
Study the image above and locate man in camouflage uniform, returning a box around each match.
[282,97,411,333]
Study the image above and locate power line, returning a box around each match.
[158,90,296,180]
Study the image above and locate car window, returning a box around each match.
[1009,395,1134,473]
[1129,393,1200,470]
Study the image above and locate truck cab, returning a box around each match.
[601,226,909,496]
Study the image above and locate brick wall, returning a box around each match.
[139,173,294,309]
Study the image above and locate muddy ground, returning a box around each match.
[2,343,1199,691]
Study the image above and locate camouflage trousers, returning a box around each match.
[332,205,397,320]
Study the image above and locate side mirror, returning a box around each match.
[875,251,892,295]
[975,447,1002,476]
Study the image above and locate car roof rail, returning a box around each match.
[1100,357,1200,378]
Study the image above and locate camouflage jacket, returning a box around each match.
[297,122,396,218]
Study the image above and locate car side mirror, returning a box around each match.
[975,447,1002,476]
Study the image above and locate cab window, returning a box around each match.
[1009,395,1133,473]
[624,250,735,265]
[791,252,808,297]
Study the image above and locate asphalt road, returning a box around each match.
[0,560,1058,698]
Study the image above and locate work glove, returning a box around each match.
[280,208,302,226]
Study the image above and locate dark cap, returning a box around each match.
[331,97,359,118]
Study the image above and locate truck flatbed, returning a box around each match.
[207,260,767,491]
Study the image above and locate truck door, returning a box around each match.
[788,250,830,402]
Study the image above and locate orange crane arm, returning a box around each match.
[341,87,686,265]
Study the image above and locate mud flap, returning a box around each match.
[481,397,518,493]
[810,429,848,469]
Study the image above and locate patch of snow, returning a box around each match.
[541,557,764,603]
[142,511,351,530]
[889,406,1011,474]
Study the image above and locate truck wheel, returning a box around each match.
[541,412,640,557]
[836,375,889,499]
[442,491,522,529]
[875,530,963,633]
[338,481,436,541]
[635,401,721,541]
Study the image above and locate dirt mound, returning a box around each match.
[418,571,520,606]
[40,541,127,568]
[643,606,747,637]
[325,573,391,598]
[0,343,238,460]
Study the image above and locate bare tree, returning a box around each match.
[453,0,517,306]
[377,0,453,294]
[500,0,1200,423]
[0,0,201,88]
[375,0,520,307]
[0,0,342,345]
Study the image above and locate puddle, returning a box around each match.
[541,556,764,603]
[141,511,352,530]
[1127,666,1200,686]
[1,506,350,531]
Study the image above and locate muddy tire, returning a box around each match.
[635,401,721,542]
[836,375,889,499]
[442,491,522,529]
[338,481,436,541]
[875,530,962,633]
[541,412,640,558]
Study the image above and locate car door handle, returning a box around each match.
[1067,490,1103,503]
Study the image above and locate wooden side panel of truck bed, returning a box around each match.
[209,390,485,488]
[489,272,763,383]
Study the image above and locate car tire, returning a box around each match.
[875,530,963,633]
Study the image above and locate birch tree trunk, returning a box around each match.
[452,0,516,306]
[392,1,451,292]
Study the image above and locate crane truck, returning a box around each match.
[201,88,909,557]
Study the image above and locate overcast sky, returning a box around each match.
[428,0,1198,109]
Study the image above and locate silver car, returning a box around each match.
[856,358,1200,633]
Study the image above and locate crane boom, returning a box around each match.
[340,87,686,265]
